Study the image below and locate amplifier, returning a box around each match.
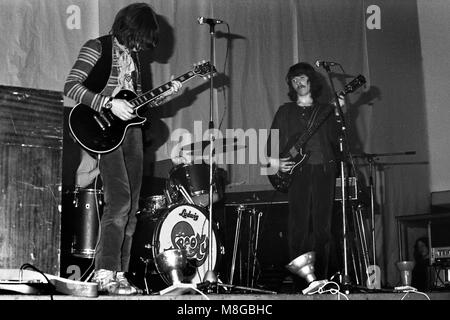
[334,177,358,201]
[429,218,450,265]
[431,247,450,265]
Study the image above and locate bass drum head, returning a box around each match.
[153,204,221,286]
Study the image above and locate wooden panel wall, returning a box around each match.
[0,86,63,275]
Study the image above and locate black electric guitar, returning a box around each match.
[69,61,215,154]
[268,75,366,193]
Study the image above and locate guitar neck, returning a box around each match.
[129,70,197,109]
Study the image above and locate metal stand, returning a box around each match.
[196,18,274,297]
[201,17,219,287]
[322,63,352,289]
[353,151,416,270]
[229,205,263,288]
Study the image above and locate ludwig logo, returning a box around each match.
[179,208,199,221]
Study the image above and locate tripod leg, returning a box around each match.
[246,209,254,287]
[251,210,263,288]
[230,205,244,285]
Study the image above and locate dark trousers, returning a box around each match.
[287,162,336,281]
[96,127,143,272]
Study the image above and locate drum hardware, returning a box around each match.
[178,185,196,205]
[229,204,263,288]
[164,187,175,207]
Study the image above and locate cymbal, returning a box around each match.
[181,138,246,154]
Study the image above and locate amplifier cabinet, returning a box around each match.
[429,218,450,265]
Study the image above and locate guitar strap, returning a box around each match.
[305,104,321,133]
[299,104,334,149]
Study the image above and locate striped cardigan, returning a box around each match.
[64,36,142,112]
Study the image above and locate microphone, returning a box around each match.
[197,17,225,25]
[315,60,339,68]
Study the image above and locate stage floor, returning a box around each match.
[1,290,449,300]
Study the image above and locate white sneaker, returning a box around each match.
[116,272,142,295]
[92,269,119,294]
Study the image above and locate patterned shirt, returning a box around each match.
[64,36,142,112]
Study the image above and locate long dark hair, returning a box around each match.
[110,3,159,51]
[286,62,323,101]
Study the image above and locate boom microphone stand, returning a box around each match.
[320,62,352,290]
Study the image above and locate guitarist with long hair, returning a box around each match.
[64,3,181,295]
[266,62,341,292]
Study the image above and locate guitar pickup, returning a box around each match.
[93,114,106,131]
[103,109,116,122]
[99,112,112,127]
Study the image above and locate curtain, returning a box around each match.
[0,0,430,287]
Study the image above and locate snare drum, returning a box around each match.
[70,188,103,259]
[168,163,224,207]
[129,204,224,292]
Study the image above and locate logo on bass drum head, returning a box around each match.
[171,221,209,267]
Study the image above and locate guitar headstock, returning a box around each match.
[340,74,366,96]
[193,60,217,80]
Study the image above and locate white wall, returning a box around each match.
[418,0,450,192]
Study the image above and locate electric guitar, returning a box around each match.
[268,75,366,193]
[69,61,215,154]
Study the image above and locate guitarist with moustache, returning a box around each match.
[266,62,342,292]
[64,3,182,295]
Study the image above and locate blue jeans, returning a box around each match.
[96,127,143,272]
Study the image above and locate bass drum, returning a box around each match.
[129,204,224,293]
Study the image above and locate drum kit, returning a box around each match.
[130,155,227,293]
[68,138,264,294]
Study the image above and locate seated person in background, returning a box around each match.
[412,236,430,291]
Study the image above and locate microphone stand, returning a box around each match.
[202,20,218,291]
[322,63,352,291]
[196,20,276,296]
